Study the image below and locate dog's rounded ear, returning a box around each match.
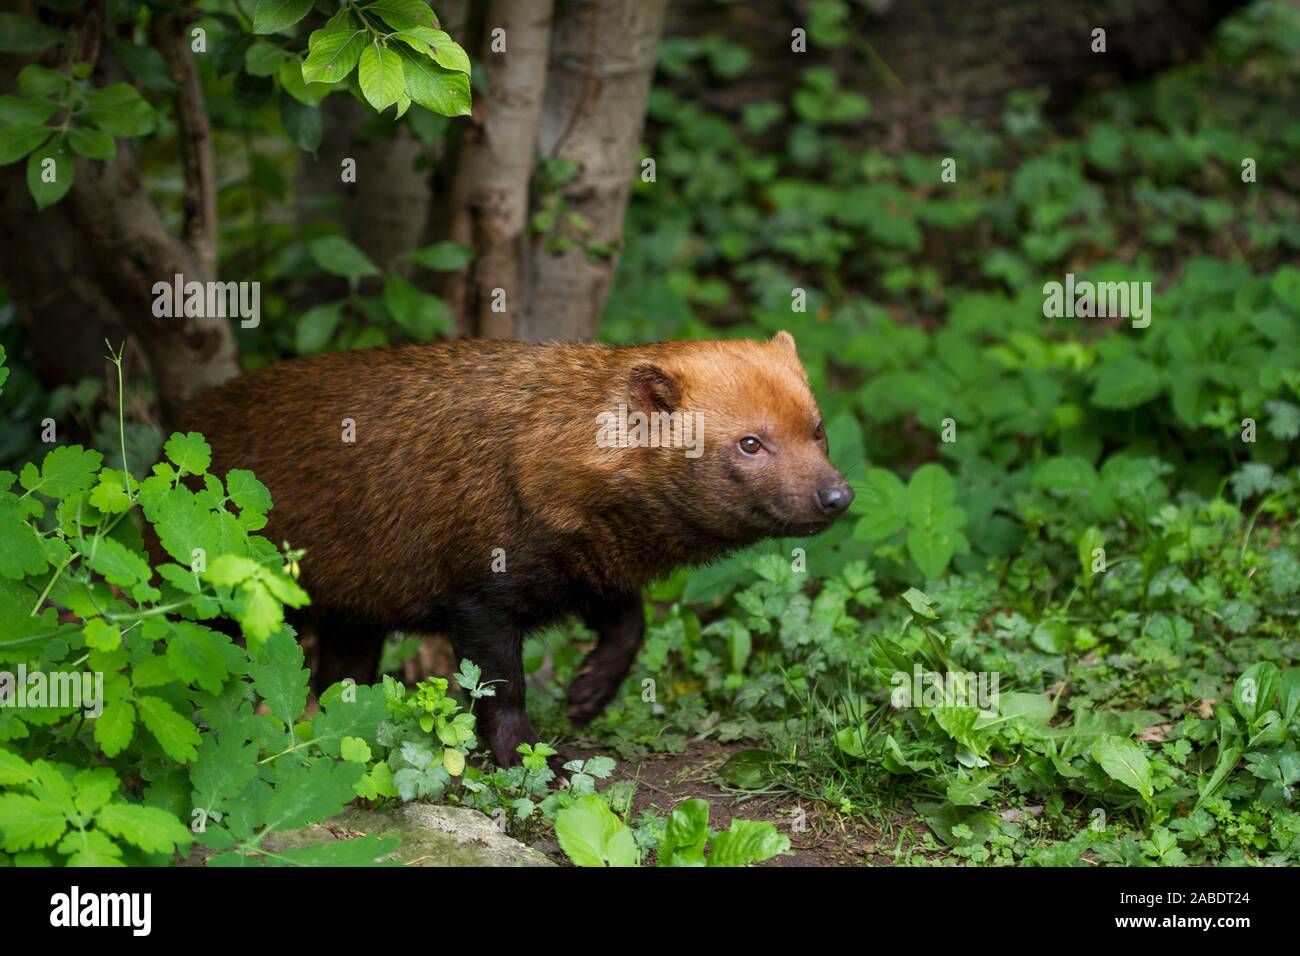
[628,363,679,413]
[771,330,797,354]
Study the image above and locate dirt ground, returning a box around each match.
[557,739,925,867]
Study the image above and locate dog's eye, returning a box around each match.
[814,421,824,440]
[738,436,763,456]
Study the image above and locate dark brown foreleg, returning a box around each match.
[566,590,645,726]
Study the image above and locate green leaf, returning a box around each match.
[1091,355,1163,410]
[94,701,136,758]
[294,301,344,353]
[95,803,191,854]
[707,819,790,866]
[67,126,116,162]
[164,431,211,476]
[0,498,49,579]
[247,629,310,725]
[657,798,710,866]
[108,37,177,93]
[555,795,638,867]
[244,41,291,77]
[367,0,437,32]
[253,0,315,35]
[0,749,35,785]
[26,140,74,209]
[302,10,367,84]
[57,828,123,866]
[358,41,406,112]
[0,93,58,125]
[0,122,51,166]
[405,241,472,271]
[396,46,471,117]
[166,621,232,694]
[137,694,201,763]
[341,736,372,763]
[0,14,65,53]
[391,27,471,73]
[83,83,155,137]
[19,444,101,498]
[225,469,272,517]
[0,793,67,851]
[279,89,322,152]
[851,467,907,541]
[383,272,452,339]
[1091,736,1153,801]
[17,65,68,98]
[86,537,150,587]
[308,236,380,281]
[1234,662,1280,726]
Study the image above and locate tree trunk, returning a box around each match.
[1,0,238,424]
[520,0,669,342]
[66,147,239,428]
[450,0,555,338]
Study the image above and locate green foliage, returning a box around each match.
[0,348,395,866]
[0,1,470,210]
[554,794,790,867]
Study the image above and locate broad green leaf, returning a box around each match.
[392,27,470,73]
[367,0,437,32]
[657,798,710,866]
[26,140,74,209]
[137,694,201,763]
[397,46,471,117]
[708,819,791,866]
[555,795,638,867]
[164,431,211,476]
[86,537,150,587]
[851,467,907,541]
[294,301,344,352]
[383,272,452,339]
[166,621,232,694]
[95,803,191,854]
[0,123,51,166]
[1091,736,1153,800]
[93,700,136,758]
[83,83,155,137]
[302,10,367,84]
[253,0,315,35]
[308,235,380,281]
[67,126,116,162]
[358,42,406,112]
[19,445,102,498]
[246,629,310,725]
[0,793,67,851]
[406,241,472,271]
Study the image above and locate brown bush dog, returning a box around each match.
[177,332,853,768]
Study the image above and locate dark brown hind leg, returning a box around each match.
[311,616,388,696]
[566,590,645,726]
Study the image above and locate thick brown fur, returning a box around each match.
[178,333,852,765]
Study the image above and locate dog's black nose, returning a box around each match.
[816,483,853,515]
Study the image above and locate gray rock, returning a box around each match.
[261,803,557,867]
